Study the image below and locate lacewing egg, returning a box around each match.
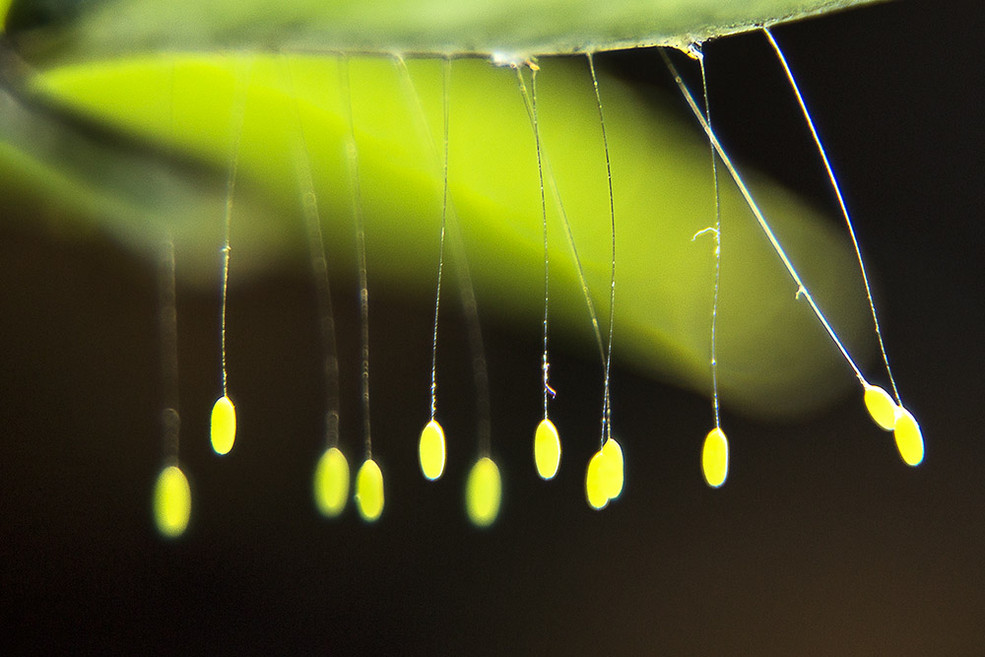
[313,446,350,517]
[863,384,898,432]
[153,465,191,538]
[355,458,384,522]
[894,407,925,467]
[599,437,624,500]
[210,395,237,455]
[418,419,447,481]
[585,449,609,510]
[466,457,502,528]
[701,427,729,488]
[534,418,561,480]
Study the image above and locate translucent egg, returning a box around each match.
[418,419,446,480]
[313,446,350,517]
[355,459,384,522]
[534,418,561,480]
[210,395,237,455]
[153,465,191,538]
[465,457,502,527]
[701,427,729,488]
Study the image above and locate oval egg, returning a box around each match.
[153,464,191,538]
[210,394,237,455]
[863,384,898,432]
[466,457,502,527]
[418,419,446,480]
[355,458,384,522]
[585,450,609,510]
[599,437,624,500]
[701,427,729,488]
[313,446,350,517]
[894,407,924,467]
[534,418,561,480]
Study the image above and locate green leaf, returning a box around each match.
[10,0,887,63]
[0,0,884,416]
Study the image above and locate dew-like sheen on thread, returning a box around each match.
[534,418,561,480]
[863,384,897,431]
[702,427,729,488]
[418,419,446,480]
[466,457,501,527]
[355,459,384,522]
[210,395,237,455]
[313,447,350,517]
[894,407,924,466]
[153,465,191,538]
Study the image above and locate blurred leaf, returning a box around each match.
[0,0,883,416]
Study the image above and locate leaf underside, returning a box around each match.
[9,0,888,63]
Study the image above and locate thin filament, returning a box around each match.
[395,56,491,458]
[697,49,723,429]
[514,64,553,419]
[218,58,251,397]
[284,56,341,447]
[428,57,452,421]
[446,95,491,458]
[160,63,181,464]
[465,262,493,458]
[339,57,373,459]
[529,116,607,363]
[587,53,617,445]
[763,27,899,403]
[661,49,865,385]
[510,61,607,366]
[515,58,613,438]
[159,236,180,461]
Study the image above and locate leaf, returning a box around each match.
[0,1,882,416]
[9,0,887,63]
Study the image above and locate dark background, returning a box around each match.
[2,1,983,654]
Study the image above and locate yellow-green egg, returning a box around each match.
[313,447,350,517]
[599,437,624,500]
[863,384,898,431]
[534,418,561,480]
[153,465,191,538]
[585,449,609,510]
[894,407,924,467]
[418,419,446,480]
[210,394,237,455]
[701,427,729,488]
[355,458,384,522]
[465,457,502,527]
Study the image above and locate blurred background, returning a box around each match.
[1,0,983,654]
